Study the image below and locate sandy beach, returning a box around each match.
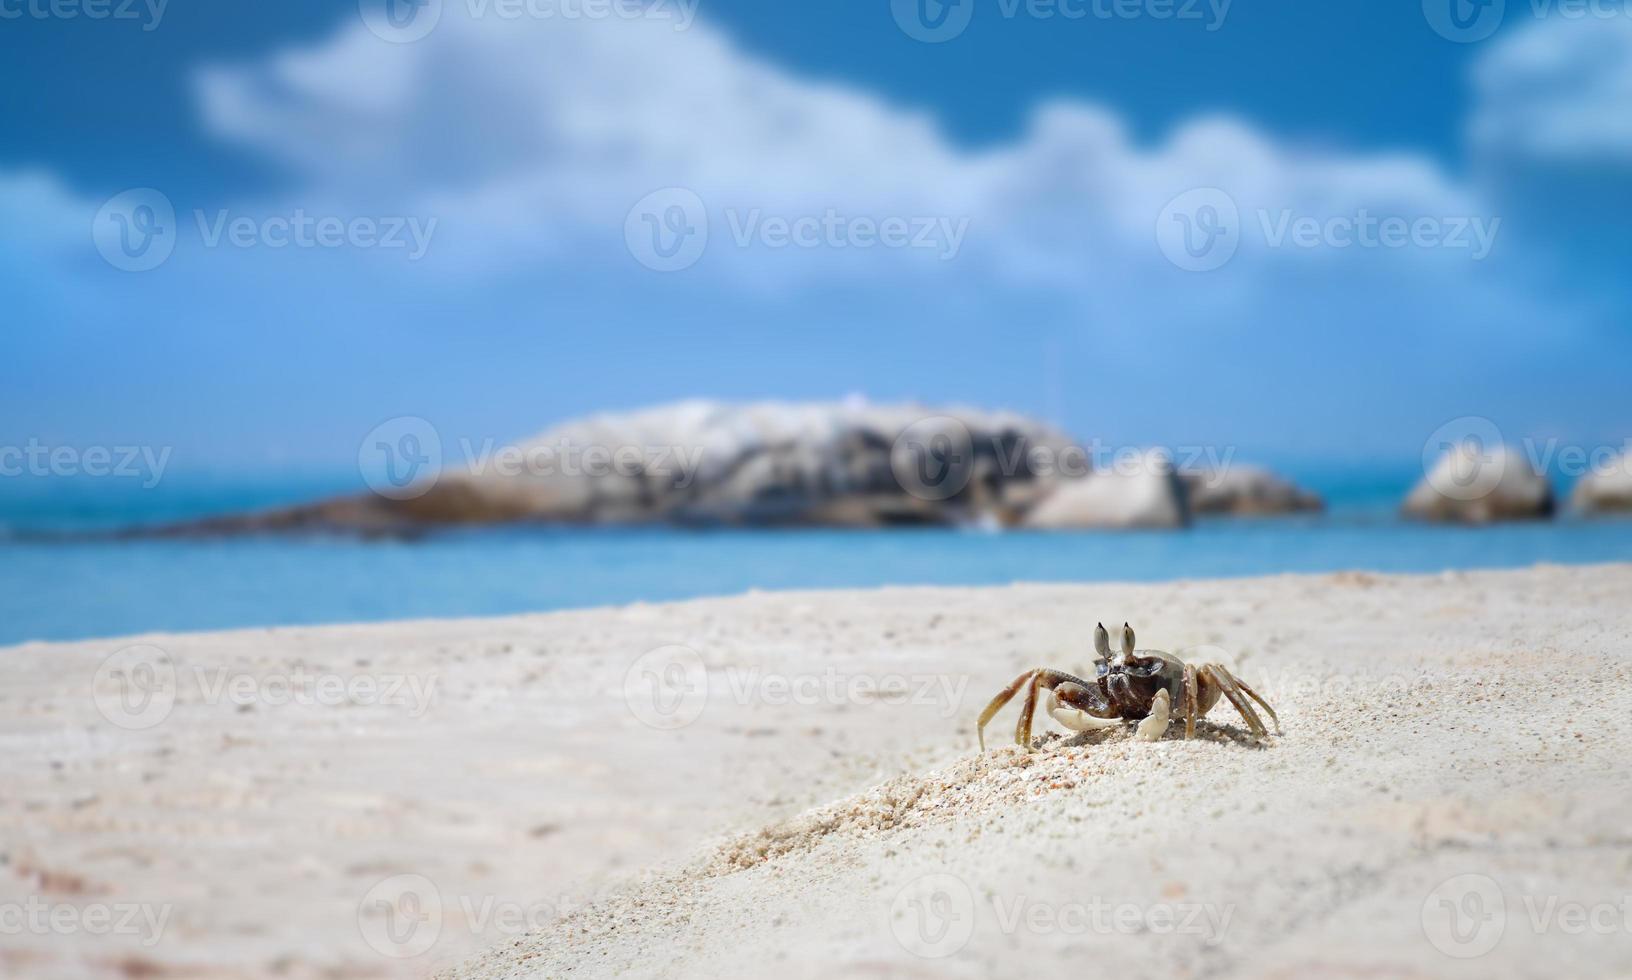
[6,563,1632,978]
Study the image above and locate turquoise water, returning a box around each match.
[2,466,1629,645]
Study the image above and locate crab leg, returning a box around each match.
[1014,671,1045,750]
[1182,662,1199,739]
[976,669,1037,751]
[1204,665,1268,738]
[1224,670,1280,734]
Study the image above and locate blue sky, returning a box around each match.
[2,0,1630,470]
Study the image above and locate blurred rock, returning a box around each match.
[1179,465,1323,516]
[1571,456,1632,515]
[1023,449,1189,529]
[1402,443,1554,523]
[140,400,1075,536]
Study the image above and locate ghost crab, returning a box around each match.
[977,622,1279,751]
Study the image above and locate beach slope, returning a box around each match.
[4,565,1630,978]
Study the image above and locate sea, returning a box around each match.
[2,462,1629,645]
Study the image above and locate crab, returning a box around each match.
[977,622,1279,751]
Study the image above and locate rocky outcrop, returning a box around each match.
[1402,443,1554,524]
[1571,456,1632,515]
[120,401,1335,537]
[1179,465,1323,516]
[141,400,1076,536]
[1023,449,1189,529]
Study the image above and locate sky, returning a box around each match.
[2,0,1630,471]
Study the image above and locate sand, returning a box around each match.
[5,564,1632,978]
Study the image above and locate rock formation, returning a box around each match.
[1402,443,1554,523]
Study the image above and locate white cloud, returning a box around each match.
[189,7,1508,292]
[1471,14,1632,164]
